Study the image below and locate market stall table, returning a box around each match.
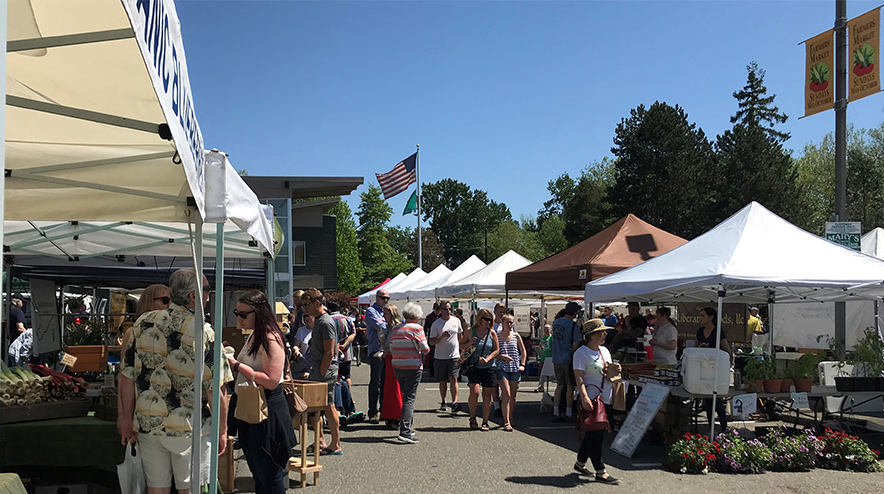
[0,416,124,468]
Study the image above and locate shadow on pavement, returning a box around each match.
[505,473,592,488]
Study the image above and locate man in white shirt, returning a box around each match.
[429,301,465,414]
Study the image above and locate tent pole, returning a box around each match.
[768,291,775,357]
[711,286,724,440]
[208,223,225,494]
[0,0,6,361]
[191,212,205,494]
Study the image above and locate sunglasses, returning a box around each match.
[233,309,255,319]
[154,296,171,305]
[441,307,451,312]
[378,295,390,300]
[482,317,493,323]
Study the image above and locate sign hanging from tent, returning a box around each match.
[804,29,834,117]
[849,8,881,102]
[122,0,207,215]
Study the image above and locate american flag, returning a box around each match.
[376,152,417,199]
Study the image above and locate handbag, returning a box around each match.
[458,330,489,378]
[234,376,268,424]
[578,358,609,432]
[282,378,307,417]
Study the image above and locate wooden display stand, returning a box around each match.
[288,380,328,488]
[65,345,108,372]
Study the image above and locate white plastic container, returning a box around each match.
[681,348,730,395]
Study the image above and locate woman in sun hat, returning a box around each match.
[572,318,621,485]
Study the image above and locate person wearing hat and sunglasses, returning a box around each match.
[572,319,621,485]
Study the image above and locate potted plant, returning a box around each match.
[64,316,111,372]
[788,352,822,393]
[776,366,792,393]
[849,327,884,391]
[744,358,773,393]
[818,335,853,391]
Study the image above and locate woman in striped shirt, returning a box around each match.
[390,303,430,444]
[496,314,526,431]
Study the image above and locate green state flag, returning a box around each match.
[403,190,418,215]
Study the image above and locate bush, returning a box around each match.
[714,429,772,474]
[664,432,718,474]
[760,428,820,471]
[817,428,884,472]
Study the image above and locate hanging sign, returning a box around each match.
[804,29,834,117]
[849,8,881,102]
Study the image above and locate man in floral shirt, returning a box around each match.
[118,269,233,493]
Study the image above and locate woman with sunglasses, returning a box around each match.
[227,290,297,494]
[466,308,500,431]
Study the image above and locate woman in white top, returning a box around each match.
[648,307,678,365]
[571,319,621,485]
[227,290,297,494]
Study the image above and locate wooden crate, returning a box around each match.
[289,380,328,408]
[65,345,108,372]
[218,437,235,493]
[0,398,90,424]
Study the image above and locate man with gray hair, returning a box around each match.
[118,269,232,493]
[390,302,429,443]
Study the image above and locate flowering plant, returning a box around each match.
[664,432,718,474]
[761,427,819,471]
[713,429,772,474]
[816,428,883,472]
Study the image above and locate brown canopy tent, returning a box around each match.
[505,214,687,291]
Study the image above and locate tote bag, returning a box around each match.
[234,377,268,424]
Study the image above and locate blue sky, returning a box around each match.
[176,1,884,228]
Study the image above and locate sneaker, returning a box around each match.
[551,415,563,423]
[564,415,574,422]
[439,402,447,412]
[368,414,379,424]
[450,403,462,415]
[347,411,365,424]
[573,463,592,476]
[595,475,620,485]
[397,434,419,444]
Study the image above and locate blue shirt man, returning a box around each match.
[552,302,581,364]
[365,289,389,422]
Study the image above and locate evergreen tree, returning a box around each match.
[730,62,789,142]
[329,200,364,295]
[609,102,717,239]
[404,227,446,270]
[356,185,413,290]
[716,62,802,226]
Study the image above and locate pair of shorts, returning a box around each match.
[139,433,210,488]
[434,358,459,380]
[311,364,337,405]
[338,360,351,379]
[497,369,522,382]
[467,367,497,388]
[554,362,575,386]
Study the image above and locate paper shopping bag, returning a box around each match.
[235,377,268,424]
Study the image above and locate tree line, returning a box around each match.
[330,62,884,295]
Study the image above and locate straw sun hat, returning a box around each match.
[582,318,612,336]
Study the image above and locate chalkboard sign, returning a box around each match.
[611,383,670,458]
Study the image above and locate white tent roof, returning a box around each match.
[584,202,884,304]
[862,228,884,259]
[357,272,407,305]
[389,264,451,300]
[5,1,273,253]
[438,250,532,299]
[405,255,486,301]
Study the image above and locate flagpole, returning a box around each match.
[416,144,422,270]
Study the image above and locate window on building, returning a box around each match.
[293,240,306,266]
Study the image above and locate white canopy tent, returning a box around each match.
[407,255,486,301]
[389,263,451,301]
[585,202,884,439]
[357,272,407,305]
[863,228,884,258]
[4,2,271,492]
[438,250,532,299]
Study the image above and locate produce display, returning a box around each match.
[0,361,87,407]
[622,362,682,387]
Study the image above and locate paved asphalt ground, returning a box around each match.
[231,363,884,493]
